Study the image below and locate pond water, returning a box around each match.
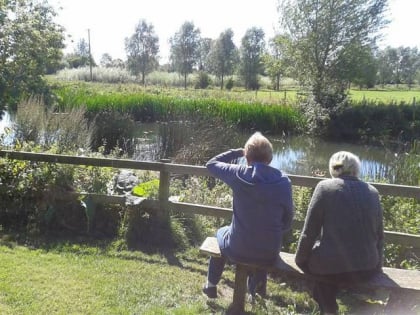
[130,121,399,184]
[0,111,402,184]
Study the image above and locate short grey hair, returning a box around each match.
[244,132,273,164]
[329,151,361,178]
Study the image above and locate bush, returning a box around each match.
[194,71,211,89]
[225,78,234,90]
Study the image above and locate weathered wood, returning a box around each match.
[231,264,248,314]
[170,201,232,219]
[3,150,420,200]
[200,237,420,292]
[0,150,162,171]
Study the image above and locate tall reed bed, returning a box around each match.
[55,86,304,134]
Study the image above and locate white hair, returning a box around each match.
[244,132,273,164]
[329,151,361,178]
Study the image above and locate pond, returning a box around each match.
[130,121,399,184]
[0,111,403,184]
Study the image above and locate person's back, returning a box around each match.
[203,132,294,299]
[295,151,384,315]
[302,176,383,274]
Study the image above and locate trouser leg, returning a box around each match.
[312,281,339,315]
[247,269,268,296]
[207,255,226,285]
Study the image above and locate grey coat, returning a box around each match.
[295,175,384,275]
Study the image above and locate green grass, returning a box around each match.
[349,89,420,104]
[0,240,396,315]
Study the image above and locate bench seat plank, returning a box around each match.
[199,237,420,292]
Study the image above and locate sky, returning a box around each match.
[49,0,420,64]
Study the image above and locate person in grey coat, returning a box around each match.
[295,151,384,315]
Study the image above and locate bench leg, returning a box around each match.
[230,264,248,314]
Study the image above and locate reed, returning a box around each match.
[55,87,304,134]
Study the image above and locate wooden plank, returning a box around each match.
[170,201,232,219]
[200,236,221,257]
[0,150,162,171]
[200,237,420,292]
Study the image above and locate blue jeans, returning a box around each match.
[206,226,267,295]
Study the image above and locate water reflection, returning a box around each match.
[133,122,397,183]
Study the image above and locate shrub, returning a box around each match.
[225,78,234,90]
[194,71,211,89]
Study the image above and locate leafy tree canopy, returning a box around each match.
[239,27,265,90]
[0,0,65,109]
[207,29,238,89]
[125,19,159,85]
[169,21,201,89]
[279,0,389,108]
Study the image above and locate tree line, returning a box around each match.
[2,0,417,115]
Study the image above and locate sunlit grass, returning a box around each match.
[0,243,318,314]
[349,89,420,104]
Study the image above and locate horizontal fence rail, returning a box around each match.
[1,150,419,249]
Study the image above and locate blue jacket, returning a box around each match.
[206,149,294,264]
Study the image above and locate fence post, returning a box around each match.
[413,97,416,121]
[158,159,171,218]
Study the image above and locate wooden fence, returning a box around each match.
[0,150,419,249]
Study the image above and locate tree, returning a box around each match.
[399,47,420,89]
[377,47,399,85]
[125,19,159,85]
[64,38,94,69]
[100,53,125,68]
[0,0,65,108]
[207,29,238,89]
[334,42,378,89]
[169,21,201,89]
[239,27,265,90]
[263,34,292,91]
[279,0,388,108]
[198,37,212,71]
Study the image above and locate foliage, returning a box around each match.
[263,34,293,91]
[87,109,136,154]
[125,19,159,85]
[0,0,65,109]
[377,46,420,87]
[326,101,420,142]
[239,27,266,90]
[206,29,238,89]
[0,145,114,235]
[279,0,388,108]
[225,77,234,90]
[63,38,95,69]
[193,71,211,89]
[169,21,201,89]
[13,96,93,153]
[99,53,125,69]
[54,66,136,83]
[132,179,160,198]
[54,85,303,135]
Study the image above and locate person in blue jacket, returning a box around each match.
[202,132,294,299]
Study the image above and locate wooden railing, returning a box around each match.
[1,150,419,249]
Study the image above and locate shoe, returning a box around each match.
[202,285,217,298]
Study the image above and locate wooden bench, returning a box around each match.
[200,236,420,314]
